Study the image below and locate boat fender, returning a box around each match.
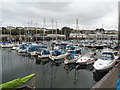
[64,58,66,61]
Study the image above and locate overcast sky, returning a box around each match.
[0,0,119,30]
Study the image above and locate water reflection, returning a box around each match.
[35,58,50,65]
[76,64,94,71]
[64,64,76,71]
[2,48,106,88]
[93,71,108,82]
[51,60,64,66]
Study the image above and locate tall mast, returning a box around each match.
[43,18,45,42]
[76,19,79,41]
[52,19,54,41]
[35,22,37,42]
[56,21,57,41]
[28,22,30,42]
[61,26,62,40]
[10,27,11,42]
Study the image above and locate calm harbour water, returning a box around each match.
[1,46,107,88]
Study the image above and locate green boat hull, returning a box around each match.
[0,73,36,89]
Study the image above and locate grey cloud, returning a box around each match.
[1,1,118,30]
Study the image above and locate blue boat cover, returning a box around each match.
[43,50,50,55]
[28,46,39,52]
[38,46,47,48]
[61,43,67,46]
[37,49,50,55]
[20,45,27,49]
[52,50,65,56]
[26,43,32,45]
[69,46,75,50]
[70,50,81,54]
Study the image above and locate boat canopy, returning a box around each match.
[20,45,27,49]
[52,50,65,56]
[28,46,38,52]
[68,46,76,50]
[70,50,81,54]
[61,43,67,46]
[37,49,50,55]
[26,43,32,45]
[42,50,50,55]
[38,46,47,48]
[37,48,44,51]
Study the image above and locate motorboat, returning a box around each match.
[64,54,81,65]
[76,52,97,65]
[64,50,81,65]
[49,50,69,61]
[93,49,119,72]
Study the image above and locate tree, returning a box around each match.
[61,27,72,40]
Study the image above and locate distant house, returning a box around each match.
[6,26,16,30]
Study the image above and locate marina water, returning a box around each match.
[1,42,109,88]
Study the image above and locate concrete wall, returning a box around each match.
[91,61,120,89]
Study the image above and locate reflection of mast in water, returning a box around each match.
[42,63,49,88]
[74,69,79,88]
[50,64,53,88]
[42,65,45,88]
[74,69,77,88]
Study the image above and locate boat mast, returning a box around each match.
[35,22,37,42]
[61,25,62,40]
[76,19,79,42]
[43,18,45,42]
[9,27,11,42]
[52,19,54,41]
[56,21,57,41]
[27,22,30,42]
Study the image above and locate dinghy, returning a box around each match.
[64,50,81,64]
[49,50,69,61]
[64,54,81,65]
